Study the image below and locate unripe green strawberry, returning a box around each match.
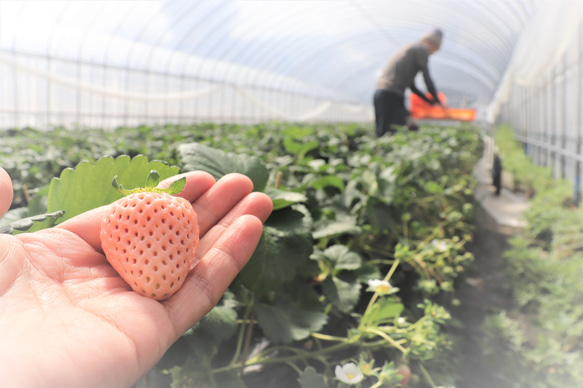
[100,171,199,301]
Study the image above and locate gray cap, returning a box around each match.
[421,28,443,49]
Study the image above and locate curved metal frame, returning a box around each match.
[1,0,545,127]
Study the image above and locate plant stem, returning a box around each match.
[369,380,383,388]
[369,259,396,266]
[406,316,427,331]
[311,332,347,342]
[285,361,302,375]
[239,311,255,375]
[229,302,254,366]
[22,184,30,205]
[419,363,438,388]
[213,336,399,377]
[275,171,283,189]
[362,244,395,256]
[363,328,408,354]
[214,337,365,375]
[383,258,400,282]
[250,344,311,362]
[250,341,350,365]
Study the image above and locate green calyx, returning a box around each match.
[112,170,186,196]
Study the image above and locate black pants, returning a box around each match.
[373,89,408,137]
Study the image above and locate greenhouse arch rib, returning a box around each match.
[45,2,71,127]
[141,1,200,123]
[101,4,141,129]
[162,1,210,122]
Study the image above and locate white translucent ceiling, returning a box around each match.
[0,0,546,107]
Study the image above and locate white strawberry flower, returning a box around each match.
[431,239,448,252]
[335,363,364,384]
[367,279,399,295]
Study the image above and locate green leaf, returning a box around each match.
[0,207,29,227]
[322,274,361,313]
[194,291,239,344]
[310,175,345,191]
[343,178,367,210]
[425,180,443,194]
[156,335,191,371]
[321,245,362,273]
[111,175,133,196]
[361,298,404,327]
[212,370,246,388]
[166,177,186,195]
[353,261,382,283]
[145,170,161,189]
[283,137,319,158]
[157,292,238,370]
[298,367,328,388]
[178,142,269,192]
[282,126,315,139]
[28,186,50,216]
[237,205,313,294]
[163,356,245,388]
[254,282,327,343]
[365,200,398,235]
[363,164,397,203]
[0,210,65,235]
[281,126,318,158]
[375,299,404,322]
[47,155,179,223]
[265,187,307,211]
[313,218,361,240]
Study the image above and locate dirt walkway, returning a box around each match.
[453,135,528,387]
[453,205,514,387]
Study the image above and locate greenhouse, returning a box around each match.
[1,1,583,387]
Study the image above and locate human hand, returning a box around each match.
[0,169,273,388]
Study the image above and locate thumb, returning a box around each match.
[0,168,14,217]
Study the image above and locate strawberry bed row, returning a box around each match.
[1,122,482,387]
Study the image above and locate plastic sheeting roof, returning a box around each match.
[0,0,565,110]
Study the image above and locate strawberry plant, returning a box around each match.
[1,122,482,387]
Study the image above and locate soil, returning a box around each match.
[452,204,516,388]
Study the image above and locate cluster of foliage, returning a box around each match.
[1,125,204,210]
[493,125,555,197]
[1,122,482,387]
[481,125,583,387]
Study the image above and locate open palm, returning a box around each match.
[0,170,272,388]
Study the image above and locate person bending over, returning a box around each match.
[374,28,444,137]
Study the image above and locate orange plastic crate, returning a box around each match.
[443,108,476,121]
[410,93,476,122]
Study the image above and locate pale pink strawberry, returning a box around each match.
[100,171,199,300]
